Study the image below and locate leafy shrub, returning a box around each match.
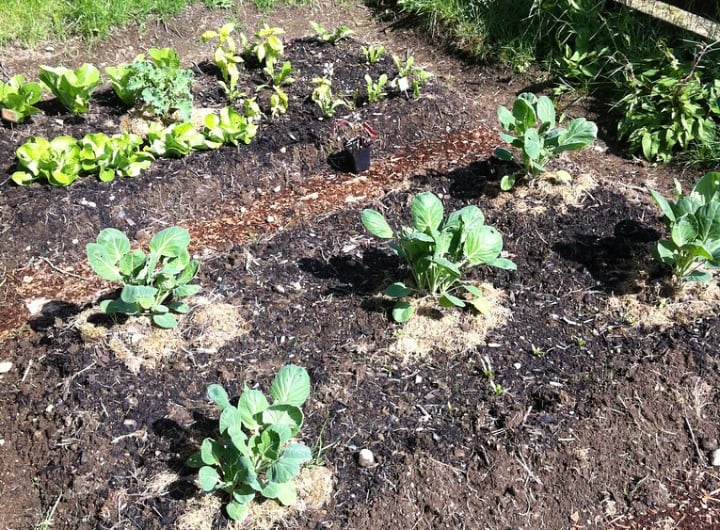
[361,191,516,322]
[86,226,201,328]
[188,365,313,522]
[494,92,597,190]
[114,48,194,121]
[616,47,720,162]
[79,132,153,181]
[648,172,720,284]
[11,136,82,186]
[39,63,100,114]
[0,75,43,122]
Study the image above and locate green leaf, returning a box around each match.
[535,96,556,128]
[392,301,414,322]
[237,388,269,429]
[361,209,394,238]
[86,243,123,282]
[513,93,537,130]
[172,284,201,299]
[693,172,720,202]
[497,105,515,130]
[153,312,178,328]
[464,225,503,265]
[274,481,297,506]
[648,188,676,222]
[556,118,598,152]
[121,285,157,304]
[385,282,413,298]
[523,128,541,161]
[200,438,220,466]
[198,466,220,492]
[207,384,231,411]
[439,292,465,307]
[270,365,311,406]
[219,405,241,434]
[494,147,514,161]
[500,174,516,191]
[226,501,249,522]
[262,404,304,435]
[101,298,140,315]
[149,226,190,258]
[411,192,444,232]
[684,269,712,282]
[97,227,131,261]
[268,443,311,483]
[671,216,698,247]
[487,257,517,270]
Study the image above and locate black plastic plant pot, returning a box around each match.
[344,137,372,173]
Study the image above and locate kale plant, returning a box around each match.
[648,172,720,284]
[86,226,201,328]
[188,365,312,522]
[361,192,516,322]
[495,92,597,190]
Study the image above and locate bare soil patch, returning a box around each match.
[1,2,719,530]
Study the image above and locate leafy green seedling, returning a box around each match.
[12,135,82,186]
[365,73,387,104]
[39,63,100,114]
[79,132,153,181]
[0,75,43,122]
[203,106,259,147]
[269,87,289,119]
[648,172,720,284]
[249,25,285,78]
[86,226,201,328]
[146,122,210,157]
[391,54,432,98]
[311,77,349,118]
[494,92,597,190]
[202,23,245,101]
[105,63,137,106]
[188,365,313,522]
[362,45,385,65]
[310,21,353,44]
[361,191,516,322]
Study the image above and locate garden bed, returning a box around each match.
[1,2,719,529]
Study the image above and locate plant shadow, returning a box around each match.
[443,157,521,200]
[553,219,662,294]
[298,246,401,297]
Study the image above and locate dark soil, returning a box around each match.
[1,2,719,530]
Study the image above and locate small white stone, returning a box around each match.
[267,215,276,223]
[124,419,137,428]
[274,285,286,294]
[711,449,720,467]
[358,448,375,468]
[0,361,12,374]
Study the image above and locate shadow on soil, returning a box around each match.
[554,218,662,294]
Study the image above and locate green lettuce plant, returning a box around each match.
[361,191,516,322]
[310,21,353,44]
[86,226,201,328]
[648,172,720,284]
[202,23,245,101]
[249,25,285,79]
[365,73,387,104]
[0,75,43,122]
[146,122,209,157]
[271,60,295,87]
[494,92,598,190]
[79,132,153,181]
[188,365,312,522]
[105,63,137,106]
[11,136,82,186]
[362,45,385,65]
[39,63,100,114]
[203,106,259,146]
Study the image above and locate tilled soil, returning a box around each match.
[1,2,719,530]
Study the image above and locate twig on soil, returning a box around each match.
[20,359,32,383]
[38,256,85,280]
[684,414,707,465]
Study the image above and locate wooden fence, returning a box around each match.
[613,0,720,39]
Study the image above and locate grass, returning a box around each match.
[0,0,316,48]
